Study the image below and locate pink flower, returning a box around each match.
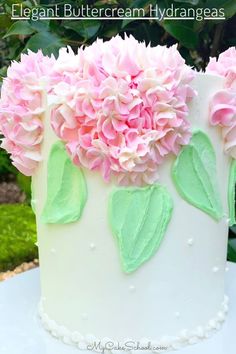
[209,89,236,157]
[222,123,236,158]
[209,90,236,126]
[206,47,236,88]
[207,47,236,159]
[51,35,196,185]
[0,50,56,175]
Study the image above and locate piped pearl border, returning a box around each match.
[38,295,229,352]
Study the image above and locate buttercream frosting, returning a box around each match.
[41,141,87,224]
[0,50,55,175]
[207,47,236,158]
[172,131,223,220]
[38,295,229,353]
[228,159,236,226]
[109,184,173,273]
[50,35,196,186]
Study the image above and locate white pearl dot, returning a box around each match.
[129,285,136,292]
[212,266,219,273]
[90,243,96,250]
[187,238,194,246]
[50,248,56,254]
[225,266,229,272]
[175,311,180,318]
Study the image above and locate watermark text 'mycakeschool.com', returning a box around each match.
[10,3,225,21]
[87,340,168,352]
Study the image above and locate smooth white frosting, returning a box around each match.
[38,295,229,352]
[33,73,230,351]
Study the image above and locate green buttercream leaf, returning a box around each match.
[228,159,236,226]
[109,184,173,273]
[41,141,87,224]
[172,131,223,220]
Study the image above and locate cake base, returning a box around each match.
[0,264,235,354]
[38,296,228,352]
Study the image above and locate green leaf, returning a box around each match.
[129,0,154,7]
[41,141,87,224]
[121,0,155,28]
[224,0,236,18]
[162,20,199,48]
[230,224,236,236]
[172,131,223,220]
[24,32,63,56]
[29,19,50,32]
[0,66,7,80]
[7,37,22,59]
[228,238,236,262]
[103,23,121,38]
[228,159,236,226]
[63,20,101,39]
[0,14,12,31]
[3,21,35,38]
[0,147,17,175]
[174,0,200,4]
[205,0,236,19]
[109,184,173,273]
[122,18,136,29]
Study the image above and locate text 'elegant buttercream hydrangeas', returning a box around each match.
[50,35,196,185]
[0,51,55,175]
[207,47,236,158]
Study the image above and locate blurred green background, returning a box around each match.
[0,0,235,271]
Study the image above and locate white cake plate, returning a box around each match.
[0,263,235,354]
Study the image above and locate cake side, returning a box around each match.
[0,39,235,353]
[32,72,230,350]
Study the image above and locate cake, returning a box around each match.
[0,36,235,352]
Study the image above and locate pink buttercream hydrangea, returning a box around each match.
[206,47,236,88]
[51,35,196,185]
[209,90,236,158]
[207,47,236,158]
[0,50,55,175]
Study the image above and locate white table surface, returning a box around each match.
[0,263,235,354]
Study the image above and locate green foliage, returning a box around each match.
[0,0,234,71]
[16,173,31,201]
[162,21,199,49]
[228,237,236,263]
[0,204,38,271]
[0,147,17,178]
[63,20,102,40]
[3,20,35,38]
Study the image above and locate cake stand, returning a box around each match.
[0,263,235,354]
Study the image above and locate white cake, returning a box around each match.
[1,37,235,353]
[32,73,229,352]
